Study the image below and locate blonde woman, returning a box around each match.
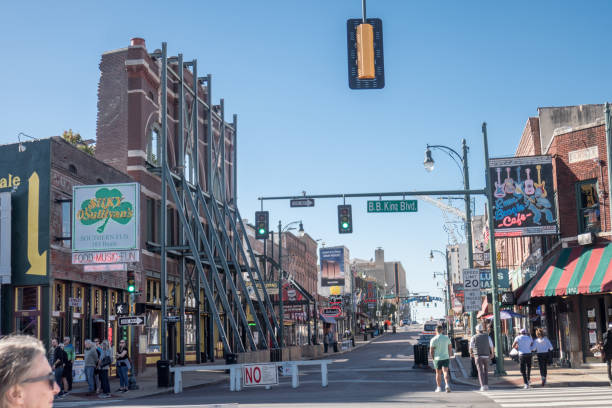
[534,328,553,386]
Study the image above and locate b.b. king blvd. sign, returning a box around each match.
[72,183,140,253]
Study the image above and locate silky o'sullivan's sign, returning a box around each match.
[72,183,140,252]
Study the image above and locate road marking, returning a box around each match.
[479,386,612,407]
[54,400,122,407]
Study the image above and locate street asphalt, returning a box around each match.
[59,325,504,408]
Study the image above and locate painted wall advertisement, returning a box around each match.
[489,155,557,237]
[320,247,345,289]
[72,183,140,252]
[0,140,51,285]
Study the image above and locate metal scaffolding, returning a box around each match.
[150,42,280,362]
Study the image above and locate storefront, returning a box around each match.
[518,244,612,366]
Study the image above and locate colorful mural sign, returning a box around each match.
[0,140,51,285]
[489,155,557,237]
[72,183,140,252]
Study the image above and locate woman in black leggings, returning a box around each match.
[533,328,553,386]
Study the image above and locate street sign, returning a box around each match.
[115,302,128,316]
[367,200,417,213]
[68,297,82,308]
[321,307,341,318]
[501,291,515,306]
[243,363,279,387]
[118,316,144,326]
[290,198,315,208]
[383,294,396,299]
[462,268,482,312]
[164,315,180,323]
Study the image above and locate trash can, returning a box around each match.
[454,337,463,353]
[363,332,368,341]
[392,326,396,334]
[460,339,470,357]
[156,360,172,388]
[270,348,282,362]
[225,352,238,365]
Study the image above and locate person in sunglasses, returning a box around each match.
[0,334,60,407]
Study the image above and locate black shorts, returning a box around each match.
[434,359,449,369]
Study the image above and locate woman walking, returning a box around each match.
[534,328,553,386]
[97,340,112,398]
[512,328,534,389]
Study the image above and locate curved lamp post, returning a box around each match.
[277,220,304,347]
[424,140,476,335]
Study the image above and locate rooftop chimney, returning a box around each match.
[130,38,146,47]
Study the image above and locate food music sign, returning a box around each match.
[72,183,140,253]
[489,155,557,237]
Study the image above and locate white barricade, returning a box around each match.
[169,359,332,393]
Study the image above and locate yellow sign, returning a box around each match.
[329,286,342,295]
[26,172,47,276]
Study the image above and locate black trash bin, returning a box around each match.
[270,348,282,362]
[460,339,470,357]
[392,326,396,334]
[225,352,238,365]
[156,360,172,388]
[454,337,463,353]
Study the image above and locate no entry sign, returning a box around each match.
[242,363,278,387]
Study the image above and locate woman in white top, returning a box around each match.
[534,328,553,386]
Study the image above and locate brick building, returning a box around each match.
[501,104,612,367]
[0,137,131,357]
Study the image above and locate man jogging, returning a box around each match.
[429,324,453,392]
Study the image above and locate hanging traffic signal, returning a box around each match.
[255,211,269,239]
[338,205,353,234]
[356,23,375,79]
[127,271,135,293]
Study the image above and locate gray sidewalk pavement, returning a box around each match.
[56,331,389,403]
[450,354,611,389]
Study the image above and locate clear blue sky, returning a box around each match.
[2,1,611,321]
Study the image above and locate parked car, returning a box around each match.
[401,319,410,326]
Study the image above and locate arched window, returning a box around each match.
[184,151,194,184]
[147,126,160,165]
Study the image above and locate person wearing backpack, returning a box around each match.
[51,338,68,398]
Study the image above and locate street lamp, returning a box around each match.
[277,220,304,348]
[424,140,475,335]
[429,249,454,340]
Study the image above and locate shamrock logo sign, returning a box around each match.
[76,188,134,233]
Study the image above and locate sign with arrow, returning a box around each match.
[118,316,144,326]
[290,198,315,208]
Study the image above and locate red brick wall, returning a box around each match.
[548,124,609,238]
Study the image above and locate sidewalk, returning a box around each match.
[451,354,611,389]
[56,332,387,403]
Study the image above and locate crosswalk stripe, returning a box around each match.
[479,386,612,407]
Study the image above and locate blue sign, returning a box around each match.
[479,268,510,291]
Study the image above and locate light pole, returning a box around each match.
[277,220,304,348]
[424,140,475,335]
[430,249,453,340]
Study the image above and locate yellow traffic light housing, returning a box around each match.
[356,23,375,79]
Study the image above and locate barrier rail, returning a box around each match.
[169,359,333,393]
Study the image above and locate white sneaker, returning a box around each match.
[479,386,485,391]
[523,384,530,389]
[435,387,442,392]
[445,386,451,393]
[483,385,489,391]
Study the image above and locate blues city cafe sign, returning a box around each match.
[489,155,557,237]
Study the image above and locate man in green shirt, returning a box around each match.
[429,324,453,392]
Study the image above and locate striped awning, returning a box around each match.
[519,244,612,303]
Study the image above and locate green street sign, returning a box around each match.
[384,294,396,299]
[367,200,417,213]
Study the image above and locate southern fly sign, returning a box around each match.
[462,268,482,312]
[72,183,140,253]
[242,363,279,387]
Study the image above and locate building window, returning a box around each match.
[146,279,160,304]
[146,198,156,243]
[54,282,64,312]
[147,126,160,165]
[185,314,196,352]
[185,152,193,184]
[16,287,38,311]
[61,201,71,248]
[145,309,160,353]
[577,180,601,233]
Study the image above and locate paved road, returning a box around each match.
[57,326,499,407]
